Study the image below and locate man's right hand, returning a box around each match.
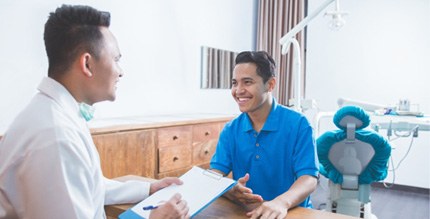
[149,193,190,219]
[225,173,263,206]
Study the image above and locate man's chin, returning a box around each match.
[104,95,116,102]
[238,106,248,113]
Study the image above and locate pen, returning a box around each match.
[142,202,164,211]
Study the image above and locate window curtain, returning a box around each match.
[256,0,306,106]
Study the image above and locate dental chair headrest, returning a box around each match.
[333,106,370,130]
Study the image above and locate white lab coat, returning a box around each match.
[0,77,150,219]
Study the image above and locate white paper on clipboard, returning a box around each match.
[119,166,236,219]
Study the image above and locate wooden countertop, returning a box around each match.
[88,113,235,135]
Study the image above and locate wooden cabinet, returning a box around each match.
[90,115,231,179]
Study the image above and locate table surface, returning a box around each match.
[106,175,358,219]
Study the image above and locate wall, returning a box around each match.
[2,0,428,189]
[306,0,430,188]
[0,0,257,133]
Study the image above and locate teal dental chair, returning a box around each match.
[317,106,391,218]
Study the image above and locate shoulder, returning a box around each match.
[4,94,85,148]
[223,113,246,128]
[219,113,250,138]
[274,104,309,124]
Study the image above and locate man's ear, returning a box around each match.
[79,53,93,77]
[267,77,276,92]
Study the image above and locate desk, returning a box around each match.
[105,175,357,219]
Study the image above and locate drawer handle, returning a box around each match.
[205,131,210,136]
[173,156,179,162]
[172,135,178,140]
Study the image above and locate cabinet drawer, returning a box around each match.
[192,123,221,142]
[158,126,192,148]
[158,145,192,173]
[192,139,218,165]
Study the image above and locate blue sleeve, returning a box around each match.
[209,124,232,176]
[293,117,319,178]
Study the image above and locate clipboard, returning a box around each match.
[119,166,237,219]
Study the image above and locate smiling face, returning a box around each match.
[87,27,123,104]
[231,62,275,116]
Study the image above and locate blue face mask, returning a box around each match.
[79,103,95,121]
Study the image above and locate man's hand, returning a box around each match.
[149,177,183,195]
[246,199,288,219]
[225,173,263,206]
[149,193,190,219]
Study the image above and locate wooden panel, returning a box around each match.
[158,145,192,173]
[157,126,192,148]
[93,130,156,178]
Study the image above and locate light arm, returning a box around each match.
[278,0,337,112]
[279,0,335,53]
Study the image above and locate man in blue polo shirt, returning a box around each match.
[210,51,319,219]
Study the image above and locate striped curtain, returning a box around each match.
[256,0,306,106]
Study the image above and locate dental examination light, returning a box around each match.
[325,0,348,30]
[279,0,347,112]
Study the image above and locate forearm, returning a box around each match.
[105,177,150,205]
[275,175,318,209]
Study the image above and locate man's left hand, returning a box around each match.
[150,177,183,195]
[246,199,288,219]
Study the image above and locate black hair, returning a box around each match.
[44,4,111,76]
[235,51,276,83]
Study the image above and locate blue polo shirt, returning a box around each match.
[210,99,319,208]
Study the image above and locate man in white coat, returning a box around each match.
[0,5,189,219]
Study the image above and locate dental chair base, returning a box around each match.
[326,181,377,219]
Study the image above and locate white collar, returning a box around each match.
[37,77,82,121]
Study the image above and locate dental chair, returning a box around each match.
[317,106,391,218]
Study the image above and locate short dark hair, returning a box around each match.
[44,5,111,77]
[235,51,276,83]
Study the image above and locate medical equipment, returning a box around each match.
[316,98,429,191]
[338,97,424,117]
[325,0,348,30]
[337,98,391,112]
[279,0,347,112]
[371,115,430,188]
[317,106,391,219]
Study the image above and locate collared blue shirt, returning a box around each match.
[210,99,319,207]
